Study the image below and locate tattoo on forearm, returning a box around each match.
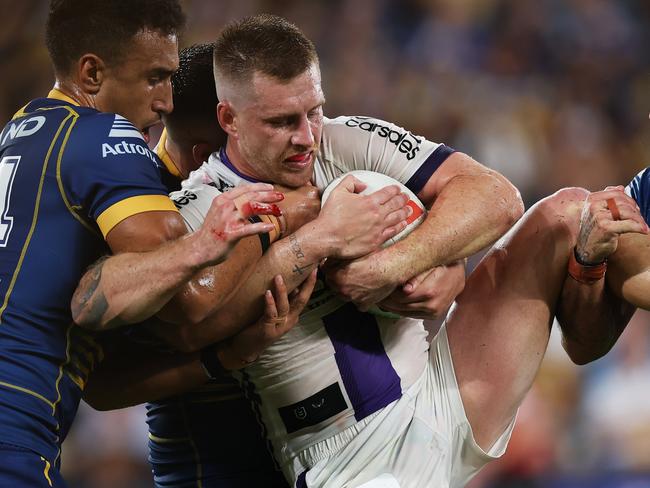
[292,263,313,276]
[289,234,305,259]
[71,257,115,330]
[576,218,596,262]
[288,234,310,275]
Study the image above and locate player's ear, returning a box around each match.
[217,101,238,139]
[192,143,213,168]
[78,54,106,95]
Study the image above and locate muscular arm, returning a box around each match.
[608,232,650,309]
[558,189,649,364]
[84,270,317,410]
[557,234,647,365]
[557,272,636,365]
[83,330,207,410]
[154,179,412,351]
[325,152,524,307]
[72,184,280,329]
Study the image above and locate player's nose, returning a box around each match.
[291,115,315,148]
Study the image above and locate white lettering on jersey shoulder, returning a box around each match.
[313,116,441,191]
[170,172,223,233]
[108,115,144,140]
[0,116,46,146]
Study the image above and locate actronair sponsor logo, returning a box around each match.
[344,116,423,160]
[108,115,144,140]
[102,140,158,165]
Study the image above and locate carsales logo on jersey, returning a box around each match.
[344,116,422,160]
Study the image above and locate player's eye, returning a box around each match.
[267,117,291,128]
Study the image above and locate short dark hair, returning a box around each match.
[213,14,318,85]
[46,0,185,75]
[165,43,225,148]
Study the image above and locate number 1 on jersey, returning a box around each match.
[0,156,20,246]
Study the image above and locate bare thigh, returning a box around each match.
[446,188,588,451]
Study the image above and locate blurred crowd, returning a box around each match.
[3,0,650,486]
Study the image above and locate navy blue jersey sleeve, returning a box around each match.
[60,113,177,237]
[626,167,650,224]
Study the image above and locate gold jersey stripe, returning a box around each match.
[154,129,182,178]
[40,457,53,487]
[148,432,191,443]
[0,381,55,408]
[96,195,178,237]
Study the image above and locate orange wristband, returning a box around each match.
[259,214,282,242]
[568,249,607,284]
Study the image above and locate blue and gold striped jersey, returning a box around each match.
[144,134,287,487]
[626,167,650,224]
[0,90,176,466]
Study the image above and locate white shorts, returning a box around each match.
[290,323,515,488]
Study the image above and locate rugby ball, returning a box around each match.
[321,170,427,248]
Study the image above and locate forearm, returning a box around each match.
[557,274,635,365]
[83,333,207,410]
[163,222,330,351]
[157,237,263,325]
[608,232,650,309]
[72,184,281,331]
[222,224,327,326]
[72,232,212,330]
[378,171,523,284]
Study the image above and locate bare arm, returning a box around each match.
[83,329,206,411]
[151,176,412,351]
[325,152,524,308]
[558,188,649,364]
[84,272,317,410]
[608,232,650,309]
[71,184,281,329]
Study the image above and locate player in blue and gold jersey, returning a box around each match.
[149,44,290,488]
[0,2,283,486]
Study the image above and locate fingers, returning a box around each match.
[402,268,434,294]
[602,218,649,236]
[227,222,276,240]
[290,269,318,312]
[335,175,368,194]
[367,184,403,205]
[589,189,649,234]
[604,185,625,192]
[379,194,413,241]
[240,201,283,219]
[270,275,290,317]
[590,188,638,210]
[606,198,620,221]
[380,221,408,242]
[224,182,276,200]
[224,185,285,218]
[263,288,279,319]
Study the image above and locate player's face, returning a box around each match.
[233,63,325,188]
[96,30,178,144]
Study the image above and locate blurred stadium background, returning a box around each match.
[3,0,650,486]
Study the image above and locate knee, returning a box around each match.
[533,187,588,221]
[524,187,588,243]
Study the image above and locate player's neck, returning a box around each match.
[223,142,262,181]
[51,80,96,109]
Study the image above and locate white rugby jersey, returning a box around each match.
[171,115,455,469]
